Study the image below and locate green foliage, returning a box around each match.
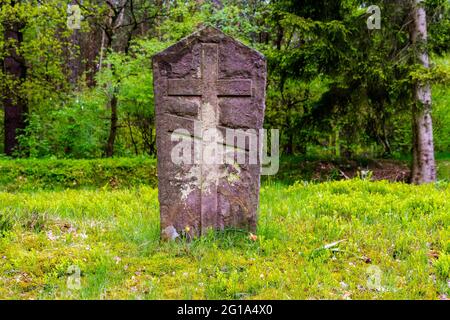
[0,0,448,162]
[437,160,450,181]
[0,0,72,113]
[433,56,450,154]
[426,0,450,54]
[16,91,109,159]
[0,156,448,193]
[93,39,170,157]
[0,157,157,192]
[262,0,450,158]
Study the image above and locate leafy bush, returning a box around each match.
[16,91,110,159]
[433,76,450,153]
[0,157,157,192]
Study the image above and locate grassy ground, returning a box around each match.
[0,179,449,300]
[0,156,447,192]
[0,157,157,192]
[438,159,450,182]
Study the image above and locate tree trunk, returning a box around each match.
[3,18,27,156]
[333,127,341,158]
[285,130,294,155]
[68,0,81,88]
[102,1,126,158]
[104,93,118,157]
[410,0,436,184]
[126,113,138,155]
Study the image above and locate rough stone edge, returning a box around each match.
[152,25,266,64]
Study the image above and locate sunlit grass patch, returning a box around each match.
[0,180,448,299]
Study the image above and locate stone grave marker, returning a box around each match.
[153,26,267,239]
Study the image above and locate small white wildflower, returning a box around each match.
[340,281,349,289]
[46,231,59,241]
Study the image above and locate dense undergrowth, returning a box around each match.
[0,156,448,193]
[0,157,157,192]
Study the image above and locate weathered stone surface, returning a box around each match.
[153,26,267,239]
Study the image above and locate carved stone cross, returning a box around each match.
[153,27,267,239]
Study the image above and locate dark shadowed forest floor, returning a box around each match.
[263,156,450,185]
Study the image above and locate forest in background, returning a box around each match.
[0,0,449,181]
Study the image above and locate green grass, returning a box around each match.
[0,179,448,300]
[0,156,447,193]
[0,157,157,192]
[438,159,450,182]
